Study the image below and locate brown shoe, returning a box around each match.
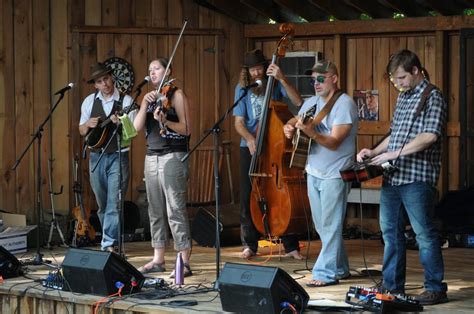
[413,290,448,305]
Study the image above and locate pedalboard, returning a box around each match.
[345,286,423,312]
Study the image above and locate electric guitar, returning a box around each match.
[71,155,96,246]
[289,105,316,169]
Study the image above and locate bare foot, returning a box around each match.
[240,248,256,259]
[285,250,306,260]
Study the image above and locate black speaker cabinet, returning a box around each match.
[218,262,309,314]
[191,205,240,247]
[0,245,22,279]
[62,248,144,295]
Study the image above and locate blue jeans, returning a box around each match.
[307,175,350,282]
[89,151,129,250]
[380,182,446,292]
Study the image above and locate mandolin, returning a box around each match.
[71,155,96,246]
[85,103,137,149]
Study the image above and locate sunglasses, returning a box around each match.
[310,75,333,85]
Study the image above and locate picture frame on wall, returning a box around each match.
[354,90,379,121]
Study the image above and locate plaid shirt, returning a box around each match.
[386,79,447,186]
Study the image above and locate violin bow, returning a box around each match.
[156,19,188,95]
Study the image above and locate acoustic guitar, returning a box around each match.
[71,155,96,246]
[85,103,137,149]
[289,105,316,169]
[289,91,343,169]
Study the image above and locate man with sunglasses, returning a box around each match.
[357,49,448,305]
[284,60,358,287]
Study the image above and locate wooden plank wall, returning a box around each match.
[1,0,472,225]
[0,0,244,223]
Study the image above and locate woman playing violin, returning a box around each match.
[134,58,193,278]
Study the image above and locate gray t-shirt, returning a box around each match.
[298,93,358,179]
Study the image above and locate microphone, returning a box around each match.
[54,83,74,95]
[244,80,262,90]
[135,76,151,90]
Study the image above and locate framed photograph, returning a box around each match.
[354,90,379,121]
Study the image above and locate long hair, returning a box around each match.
[238,64,268,95]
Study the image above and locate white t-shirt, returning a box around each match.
[298,93,358,179]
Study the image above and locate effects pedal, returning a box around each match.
[346,286,423,313]
[41,269,65,290]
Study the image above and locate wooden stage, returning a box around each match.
[1,239,473,313]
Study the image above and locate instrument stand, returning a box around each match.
[12,92,68,265]
[46,191,67,248]
[45,159,68,249]
[182,88,250,284]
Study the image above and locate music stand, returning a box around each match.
[182,88,250,282]
[12,91,69,265]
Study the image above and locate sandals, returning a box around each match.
[138,262,166,274]
[169,263,193,278]
[240,248,256,259]
[306,279,339,287]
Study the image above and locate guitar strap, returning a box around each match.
[311,90,343,126]
[379,83,436,145]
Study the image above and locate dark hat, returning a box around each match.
[87,62,113,84]
[304,60,338,76]
[243,49,268,68]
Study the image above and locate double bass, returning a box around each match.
[249,24,310,237]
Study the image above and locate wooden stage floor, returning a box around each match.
[1,239,473,313]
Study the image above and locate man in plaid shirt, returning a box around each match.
[357,49,448,305]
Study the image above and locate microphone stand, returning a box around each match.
[90,89,141,258]
[181,88,250,283]
[12,91,68,265]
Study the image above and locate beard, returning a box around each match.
[250,76,268,95]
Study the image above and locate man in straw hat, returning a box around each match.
[284,60,358,287]
[233,49,305,260]
[78,62,136,253]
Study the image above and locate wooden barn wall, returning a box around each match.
[0,0,245,223]
[1,0,473,225]
[248,16,474,197]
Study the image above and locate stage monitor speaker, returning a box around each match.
[0,245,22,279]
[191,206,240,247]
[218,262,309,314]
[62,248,145,296]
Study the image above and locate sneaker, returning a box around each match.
[413,290,448,305]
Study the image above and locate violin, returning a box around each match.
[147,78,178,134]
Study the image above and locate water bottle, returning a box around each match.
[174,252,184,285]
